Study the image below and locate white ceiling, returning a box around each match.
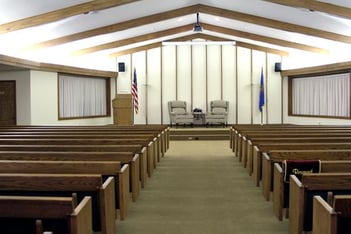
[1,0,351,71]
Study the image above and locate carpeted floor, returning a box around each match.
[116,140,289,234]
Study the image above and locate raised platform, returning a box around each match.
[170,127,230,141]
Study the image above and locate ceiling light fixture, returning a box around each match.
[193,12,203,32]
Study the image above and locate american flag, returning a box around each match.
[132,68,139,114]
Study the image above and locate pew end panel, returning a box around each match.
[246,140,253,175]
[289,175,305,234]
[130,154,140,201]
[261,152,272,201]
[139,147,148,188]
[273,163,285,221]
[312,196,337,234]
[118,164,130,221]
[252,145,261,187]
[147,141,155,177]
[70,196,93,234]
[99,177,116,234]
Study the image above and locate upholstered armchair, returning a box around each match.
[205,100,229,127]
[168,100,194,127]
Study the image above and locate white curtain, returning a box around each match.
[59,74,107,118]
[292,73,350,117]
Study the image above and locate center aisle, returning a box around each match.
[117,140,288,234]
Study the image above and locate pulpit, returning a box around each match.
[112,94,134,126]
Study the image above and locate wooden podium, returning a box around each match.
[112,94,134,126]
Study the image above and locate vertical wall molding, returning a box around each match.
[205,45,208,112]
[145,51,148,124]
[191,45,193,111]
[235,46,238,124]
[250,49,253,124]
[220,45,223,100]
[175,46,178,100]
[265,53,268,124]
[281,56,284,124]
[160,47,163,124]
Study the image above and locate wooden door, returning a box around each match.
[0,81,16,125]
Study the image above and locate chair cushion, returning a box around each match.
[211,100,227,108]
[171,101,186,108]
[172,108,186,114]
[212,108,227,114]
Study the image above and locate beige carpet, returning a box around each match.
[116,140,289,234]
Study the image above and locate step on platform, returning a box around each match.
[170,127,230,140]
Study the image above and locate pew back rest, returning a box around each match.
[0,195,93,234]
[0,174,114,234]
[0,160,121,174]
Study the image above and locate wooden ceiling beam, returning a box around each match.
[74,23,327,56]
[198,4,351,44]
[0,54,116,77]
[109,42,162,57]
[72,24,194,56]
[110,33,289,57]
[23,5,200,50]
[236,41,288,57]
[202,23,329,54]
[23,4,351,53]
[263,0,351,20]
[0,0,141,34]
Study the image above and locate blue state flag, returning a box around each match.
[259,68,265,112]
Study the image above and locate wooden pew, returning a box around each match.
[0,150,142,202]
[0,174,115,234]
[273,160,351,221]
[261,150,351,201]
[0,148,143,198]
[0,125,169,159]
[0,160,129,221]
[245,131,351,165]
[0,137,157,177]
[289,173,351,234]
[243,135,351,169]
[313,195,351,234]
[251,142,351,186]
[0,195,92,234]
[232,125,351,161]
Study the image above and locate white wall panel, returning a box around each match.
[116,54,131,94]
[161,46,176,125]
[252,50,266,124]
[176,45,192,111]
[207,45,222,110]
[222,45,236,124]
[30,71,58,125]
[192,45,207,112]
[132,51,147,124]
[237,47,252,124]
[267,54,282,124]
[147,48,161,124]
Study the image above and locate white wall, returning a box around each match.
[116,44,285,125]
[4,45,350,126]
[0,70,114,125]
